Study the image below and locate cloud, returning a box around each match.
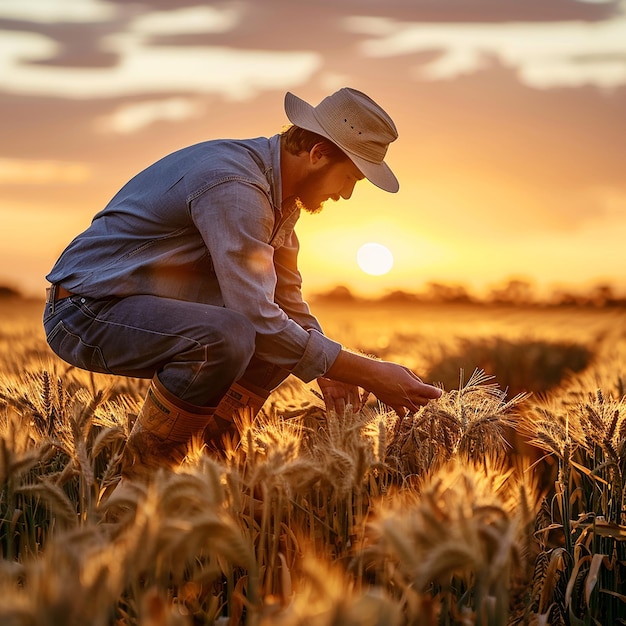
[101,0,622,24]
[0,29,321,100]
[131,5,242,36]
[96,97,204,133]
[0,0,115,23]
[2,1,623,100]
[345,14,626,88]
[0,158,91,183]
[0,4,320,100]
[0,29,57,67]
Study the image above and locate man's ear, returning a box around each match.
[309,141,330,165]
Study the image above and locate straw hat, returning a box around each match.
[284,87,399,193]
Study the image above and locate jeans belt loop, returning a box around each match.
[46,284,58,314]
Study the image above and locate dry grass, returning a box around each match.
[0,297,625,625]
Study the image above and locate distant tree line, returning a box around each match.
[0,285,21,299]
[2,280,623,308]
[312,279,626,308]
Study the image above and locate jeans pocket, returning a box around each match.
[46,320,110,374]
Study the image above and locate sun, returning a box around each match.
[356,242,394,276]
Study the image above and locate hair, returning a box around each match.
[280,125,349,162]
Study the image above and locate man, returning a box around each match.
[43,87,441,480]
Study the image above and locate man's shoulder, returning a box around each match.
[182,136,279,193]
[183,136,272,160]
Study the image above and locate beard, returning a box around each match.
[293,164,336,214]
[295,196,325,215]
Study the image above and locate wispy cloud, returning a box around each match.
[0,4,320,100]
[345,14,626,88]
[131,5,242,36]
[0,31,321,99]
[96,97,204,133]
[0,158,91,183]
[0,0,115,23]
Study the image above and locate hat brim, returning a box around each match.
[284,92,399,193]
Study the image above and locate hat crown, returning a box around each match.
[315,88,398,164]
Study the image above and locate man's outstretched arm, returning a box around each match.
[323,349,442,416]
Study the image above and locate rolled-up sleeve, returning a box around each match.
[292,328,342,382]
[190,179,341,382]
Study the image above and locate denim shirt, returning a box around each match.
[46,134,342,382]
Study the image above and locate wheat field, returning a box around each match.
[0,297,625,625]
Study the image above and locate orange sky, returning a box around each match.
[1,0,625,299]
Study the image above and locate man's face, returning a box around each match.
[296,157,365,215]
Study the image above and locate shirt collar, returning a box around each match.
[268,134,283,213]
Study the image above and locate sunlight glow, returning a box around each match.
[357,243,394,276]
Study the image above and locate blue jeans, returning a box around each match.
[43,290,289,406]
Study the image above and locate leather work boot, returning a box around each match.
[203,380,270,448]
[119,374,217,482]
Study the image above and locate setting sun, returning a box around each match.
[356,242,394,276]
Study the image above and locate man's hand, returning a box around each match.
[316,377,367,415]
[370,363,442,416]
[324,349,442,417]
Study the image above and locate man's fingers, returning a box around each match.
[360,390,371,408]
[392,405,409,418]
[422,384,443,399]
[408,379,441,399]
[392,384,442,414]
[323,393,345,415]
[320,381,365,415]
